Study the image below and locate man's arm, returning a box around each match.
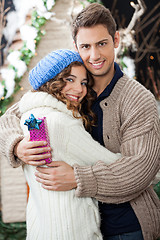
[35,161,77,191]
[35,87,160,204]
[74,89,160,203]
[74,129,160,203]
[0,103,24,167]
[0,102,51,167]
[35,121,160,200]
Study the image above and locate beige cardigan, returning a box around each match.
[0,154,27,223]
[0,105,27,223]
[74,75,160,240]
[0,75,160,239]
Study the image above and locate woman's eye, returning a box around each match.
[66,78,73,82]
[81,82,88,86]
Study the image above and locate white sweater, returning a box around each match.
[19,91,121,240]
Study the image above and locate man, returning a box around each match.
[0,3,160,240]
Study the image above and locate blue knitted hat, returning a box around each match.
[29,49,83,90]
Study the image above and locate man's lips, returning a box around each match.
[90,60,105,69]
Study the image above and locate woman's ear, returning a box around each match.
[114,31,120,49]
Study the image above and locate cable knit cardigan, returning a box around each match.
[74,75,160,240]
[0,74,160,239]
[20,91,121,240]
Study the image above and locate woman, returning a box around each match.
[19,49,121,240]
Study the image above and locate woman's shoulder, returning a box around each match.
[47,109,82,129]
[19,91,72,116]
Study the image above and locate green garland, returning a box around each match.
[154,181,160,199]
[86,0,102,3]
[0,212,26,240]
[0,11,47,116]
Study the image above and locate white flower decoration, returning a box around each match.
[122,56,136,79]
[0,83,4,99]
[7,51,27,78]
[1,68,16,98]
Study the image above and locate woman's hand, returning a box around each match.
[35,161,77,191]
[14,135,52,166]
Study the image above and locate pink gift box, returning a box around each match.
[29,117,52,164]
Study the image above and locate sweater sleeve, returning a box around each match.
[66,123,121,167]
[46,112,121,168]
[0,103,24,167]
[74,86,160,203]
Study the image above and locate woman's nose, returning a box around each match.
[73,83,83,93]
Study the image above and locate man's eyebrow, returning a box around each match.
[78,38,109,46]
[97,38,109,43]
[78,43,89,47]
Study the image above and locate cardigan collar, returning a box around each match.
[100,74,131,106]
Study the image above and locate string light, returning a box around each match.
[150,55,154,60]
[130,1,135,7]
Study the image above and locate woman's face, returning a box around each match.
[61,65,88,103]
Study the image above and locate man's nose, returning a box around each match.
[90,47,100,61]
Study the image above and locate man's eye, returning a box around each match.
[99,42,106,46]
[81,45,90,49]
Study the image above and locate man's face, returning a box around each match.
[75,24,119,81]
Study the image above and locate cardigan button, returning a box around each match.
[104,102,108,106]
[107,135,110,139]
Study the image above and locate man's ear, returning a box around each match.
[114,31,120,49]
[73,41,78,52]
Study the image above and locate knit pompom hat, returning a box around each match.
[29,49,83,90]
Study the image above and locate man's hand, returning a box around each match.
[14,135,52,166]
[35,161,77,191]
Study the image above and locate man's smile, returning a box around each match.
[89,60,105,69]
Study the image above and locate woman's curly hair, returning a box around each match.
[34,61,96,131]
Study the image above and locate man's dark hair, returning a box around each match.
[72,3,117,43]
